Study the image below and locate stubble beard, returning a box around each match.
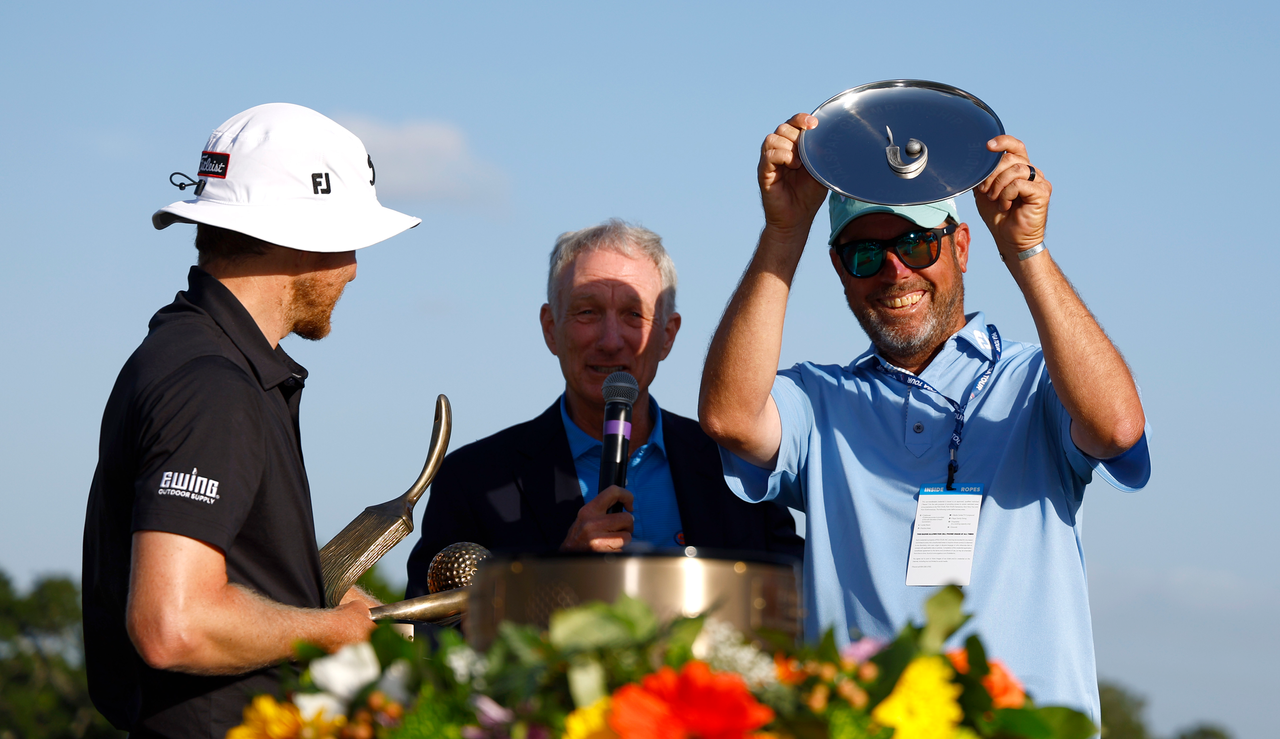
[847,251,965,366]
[288,274,345,341]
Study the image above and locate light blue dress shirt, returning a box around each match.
[560,395,685,548]
[719,312,1151,726]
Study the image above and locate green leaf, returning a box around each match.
[566,655,607,708]
[662,616,705,668]
[827,704,869,739]
[774,716,834,739]
[964,635,990,680]
[956,680,992,727]
[433,627,465,654]
[610,594,658,640]
[990,707,1053,739]
[920,585,969,654]
[386,683,469,739]
[371,621,417,668]
[549,604,632,651]
[292,640,327,663]
[868,636,917,707]
[753,627,799,656]
[498,621,549,666]
[1035,706,1098,739]
[955,635,992,726]
[816,627,841,664]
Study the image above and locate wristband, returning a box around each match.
[1016,242,1047,261]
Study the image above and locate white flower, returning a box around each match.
[310,642,381,702]
[294,692,346,722]
[445,644,488,685]
[376,659,413,704]
[691,618,777,689]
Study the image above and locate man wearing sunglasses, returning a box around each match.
[698,113,1150,727]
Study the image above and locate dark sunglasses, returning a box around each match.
[834,224,957,278]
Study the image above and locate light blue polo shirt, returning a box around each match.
[720,312,1150,726]
[560,395,685,548]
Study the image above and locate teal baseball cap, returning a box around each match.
[827,193,958,245]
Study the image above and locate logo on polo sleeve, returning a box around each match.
[158,468,221,504]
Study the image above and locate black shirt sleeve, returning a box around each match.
[131,355,268,552]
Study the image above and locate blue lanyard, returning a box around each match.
[872,325,1002,490]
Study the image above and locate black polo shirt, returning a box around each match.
[83,266,325,738]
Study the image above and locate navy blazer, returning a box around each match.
[405,401,803,597]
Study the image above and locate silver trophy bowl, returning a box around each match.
[799,79,1005,206]
[464,549,801,650]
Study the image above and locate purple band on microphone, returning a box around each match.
[605,420,632,439]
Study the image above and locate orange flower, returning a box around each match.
[609,661,775,739]
[610,683,685,739]
[946,650,1026,709]
[774,653,807,686]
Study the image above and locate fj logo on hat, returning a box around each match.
[311,172,332,195]
[198,151,229,179]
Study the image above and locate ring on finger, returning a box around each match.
[1027,165,1037,182]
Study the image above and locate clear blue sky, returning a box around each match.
[2,2,1276,736]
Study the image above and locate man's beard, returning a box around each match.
[848,268,964,365]
[288,274,346,341]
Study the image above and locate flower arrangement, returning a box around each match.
[231,586,1096,739]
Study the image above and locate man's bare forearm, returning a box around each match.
[702,113,829,467]
[1006,251,1145,459]
[129,582,373,676]
[127,530,374,676]
[971,137,1144,460]
[699,225,808,467]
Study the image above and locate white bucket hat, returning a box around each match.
[153,103,421,253]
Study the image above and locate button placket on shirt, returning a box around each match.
[904,388,944,457]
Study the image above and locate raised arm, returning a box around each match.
[127,531,375,675]
[699,114,828,467]
[974,136,1145,459]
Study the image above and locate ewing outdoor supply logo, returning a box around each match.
[199,151,229,179]
[158,468,221,504]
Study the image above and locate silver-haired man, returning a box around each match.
[406,219,802,595]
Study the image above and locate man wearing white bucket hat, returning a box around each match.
[82,103,420,736]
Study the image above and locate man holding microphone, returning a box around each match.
[406,219,802,597]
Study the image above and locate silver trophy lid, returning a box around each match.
[799,80,1004,206]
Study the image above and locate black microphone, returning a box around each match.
[598,371,639,514]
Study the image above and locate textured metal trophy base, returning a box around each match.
[465,551,801,650]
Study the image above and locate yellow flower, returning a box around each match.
[228,695,304,739]
[564,696,619,739]
[871,656,964,739]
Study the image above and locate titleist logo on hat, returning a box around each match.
[199,151,229,179]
